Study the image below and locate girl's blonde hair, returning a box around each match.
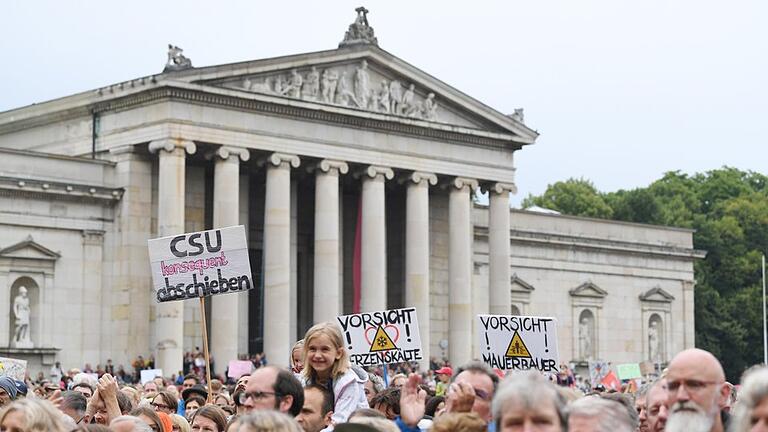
[169,413,192,432]
[290,339,304,369]
[0,398,69,432]
[302,322,350,382]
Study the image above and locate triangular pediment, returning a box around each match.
[168,46,537,143]
[569,281,608,298]
[0,236,60,261]
[510,273,535,293]
[639,286,675,303]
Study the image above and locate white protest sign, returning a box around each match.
[148,225,253,303]
[477,314,559,372]
[0,357,27,381]
[337,307,422,367]
[140,369,163,384]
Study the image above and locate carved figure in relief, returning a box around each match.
[579,316,593,360]
[303,66,320,100]
[321,69,339,104]
[389,80,403,114]
[274,75,286,95]
[378,81,391,113]
[285,69,303,98]
[248,77,273,94]
[13,286,32,348]
[336,71,357,106]
[649,321,660,362]
[401,83,417,116]
[354,60,371,108]
[368,88,379,112]
[423,92,438,120]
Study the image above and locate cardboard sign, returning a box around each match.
[0,357,26,381]
[227,360,254,379]
[616,363,643,380]
[148,226,253,303]
[477,315,559,372]
[337,307,422,367]
[140,369,163,384]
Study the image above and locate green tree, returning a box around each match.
[522,178,613,218]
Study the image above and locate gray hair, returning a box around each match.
[235,410,302,432]
[367,372,385,393]
[110,416,153,432]
[60,391,87,415]
[636,382,652,399]
[731,366,768,432]
[492,371,567,430]
[453,361,500,393]
[568,395,634,432]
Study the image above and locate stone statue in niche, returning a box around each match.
[354,60,371,108]
[579,316,593,360]
[321,69,339,104]
[303,67,320,100]
[164,45,192,72]
[389,80,403,114]
[649,321,661,362]
[12,286,32,348]
[424,93,438,121]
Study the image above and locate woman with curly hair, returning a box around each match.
[0,398,69,432]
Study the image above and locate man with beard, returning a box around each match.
[645,379,668,432]
[665,348,730,432]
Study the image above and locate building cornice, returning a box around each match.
[0,176,123,205]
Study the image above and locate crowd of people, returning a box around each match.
[2,322,767,432]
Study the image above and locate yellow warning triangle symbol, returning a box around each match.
[369,326,398,352]
[505,331,532,358]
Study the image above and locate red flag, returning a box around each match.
[352,194,362,313]
[601,371,621,391]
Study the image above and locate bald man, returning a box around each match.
[665,348,730,432]
[645,379,668,432]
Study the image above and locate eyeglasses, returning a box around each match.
[238,391,280,404]
[666,379,721,393]
[152,402,171,411]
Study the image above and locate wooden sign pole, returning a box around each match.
[199,297,213,403]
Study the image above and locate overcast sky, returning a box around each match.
[2,1,766,206]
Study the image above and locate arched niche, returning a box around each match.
[9,276,39,348]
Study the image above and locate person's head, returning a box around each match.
[635,383,651,432]
[567,395,634,432]
[60,390,88,424]
[214,393,233,412]
[390,374,407,389]
[370,387,401,420]
[184,395,206,418]
[130,406,164,432]
[231,410,303,432]
[73,382,94,399]
[169,413,191,432]
[431,412,487,432]
[425,396,445,417]
[190,405,228,432]
[210,379,223,396]
[110,415,154,432]
[302,322,348,381]
[435,366,453,383]
[152,391,179,415]
[598,392,638,429]
[345,417,400,432]
[121,386,142,407]
[0,377,18,406]
[144,381,159,394]
[665,348,729,432]
[645,379,668,432]
[242,365,304,416]
[0,398,70,432]
[452,361,500,423]
[296,385,333,432]
[90,389,133,425]
[492,371,566,432]
[364,373,384,404]
[730,366,768,432]
[182,374,199,390]
[291,340,305,374]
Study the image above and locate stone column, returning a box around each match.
[314,160,349,323]
[448,177,478,367]
[405,172,437,371]
[263,153,300,367]
[360,166,394,313]
[489,183,517,315]
[209,146,250,371]
[149,138,196,375]
[81,230,105,363]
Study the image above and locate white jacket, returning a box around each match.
[328,365,370,425]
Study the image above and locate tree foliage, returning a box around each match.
[524,168,768,381]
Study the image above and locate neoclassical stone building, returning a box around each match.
[0,10,702,375]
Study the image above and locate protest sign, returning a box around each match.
[616,363,643,380]
[140,369,163,384]
[589,360,610,387]
[227,360,255,379]
[476,314,559,372]
[0,357,26,381]
[148,225,253,303]
[337,307,422,367]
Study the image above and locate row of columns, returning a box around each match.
[149,140,516,373]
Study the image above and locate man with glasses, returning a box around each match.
[242,365,304,416]
[444,361,499,424]
[665,348,730,432]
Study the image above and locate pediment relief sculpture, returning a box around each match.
[569,281,608,298]
[230,60,441,122]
